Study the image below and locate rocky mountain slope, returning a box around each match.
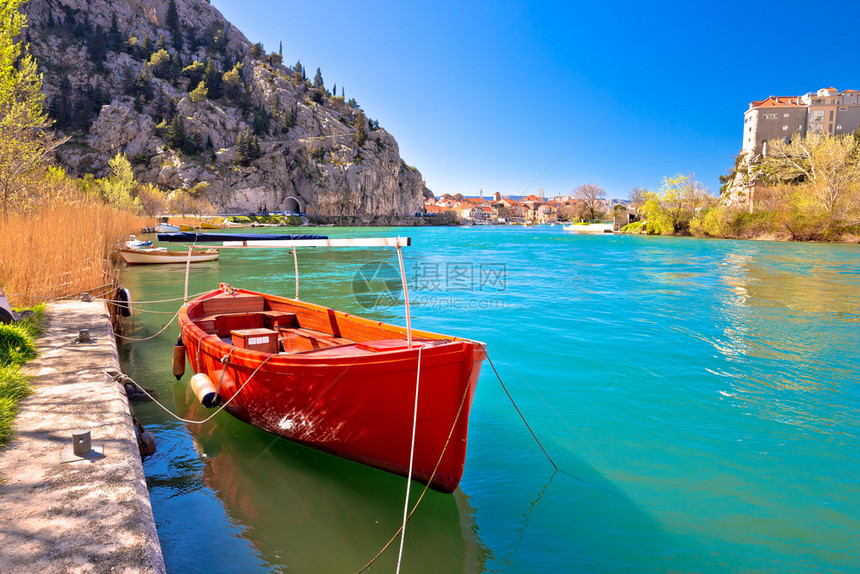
[22,0,430,216]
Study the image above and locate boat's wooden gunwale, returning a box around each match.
[183,322,468,371]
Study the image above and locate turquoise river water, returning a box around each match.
[118,226,860,573]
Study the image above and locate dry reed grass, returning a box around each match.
[0,200,153,306]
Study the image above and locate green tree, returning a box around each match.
[170,51,183,78]
[148,48,171,78]
[253,107,270,135]
[139,35,152,58]
[100,153,140,212]
[211,26,227,56]
[203,58,222,99]
[222,61,244,100]
[133,70,154,100]
[189,81,208,104]
[166,114,186,150]
[353,110,367,145]
[108,13,121,50]
[0,0,57,219]
[154,86,171,123]
[313,67,323,89]
[49,76,73,128]
[182,60,204,86]
[642,174,712,234]
[282,102,297,133]
[90,24,106,70]
[166,0,181,49]
[236,128,260,165]
[310,87,325,104]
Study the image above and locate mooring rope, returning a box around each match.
[96,290,210,305]
[112,306,183,342]
[115,306,181,315]
[485,353,560,473]
[355,345,482,574]
[486,353,610,491]
[395,345,422,574]
[104,352,274,425]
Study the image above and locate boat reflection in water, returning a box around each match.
[174,383,491,573]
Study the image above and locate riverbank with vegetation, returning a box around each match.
[624,134,860,243]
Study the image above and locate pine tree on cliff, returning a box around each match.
[236,130,247,160]
[236,129,261,165]
[354,111,367,145]
[166,114,186,151]
[108,14,121,50]
[203,58,222,99]
[282,103,297,133]
[49,77,73,128]
[313,67,324,89]
[166,0,182,50]
[90,24,106,70]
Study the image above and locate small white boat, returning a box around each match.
[125,235,153,248]
[155,223,181,233]
[119,248,219,265]
[563,223,615,234]
[222,219,252,228]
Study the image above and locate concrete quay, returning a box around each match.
[0,300,164,573]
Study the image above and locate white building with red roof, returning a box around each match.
[743,87,860,154]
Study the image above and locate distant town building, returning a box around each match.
[743,87,860,155]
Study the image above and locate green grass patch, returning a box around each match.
[0,305,42,447]
[0,324,36,365]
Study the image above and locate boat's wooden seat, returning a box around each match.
[276,326,353,354]
[202,295,265,316]
[201,310,298,337]
[215,313,266,337]
[194,296,267,334]
[260,311,298,329]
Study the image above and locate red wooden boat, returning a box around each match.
[178,284,485,493]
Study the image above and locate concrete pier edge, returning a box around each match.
[0,300,166,574]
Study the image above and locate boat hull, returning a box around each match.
[119,248,219,264]
[563,223,614,233]
[179,286,484,492]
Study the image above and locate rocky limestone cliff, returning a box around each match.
[23,0,431,216]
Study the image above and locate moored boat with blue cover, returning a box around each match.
[157,232,328,243]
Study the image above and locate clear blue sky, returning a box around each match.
[213,0,860,199]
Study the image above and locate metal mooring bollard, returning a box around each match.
[72,429,91,456]
[61,429,105,463]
